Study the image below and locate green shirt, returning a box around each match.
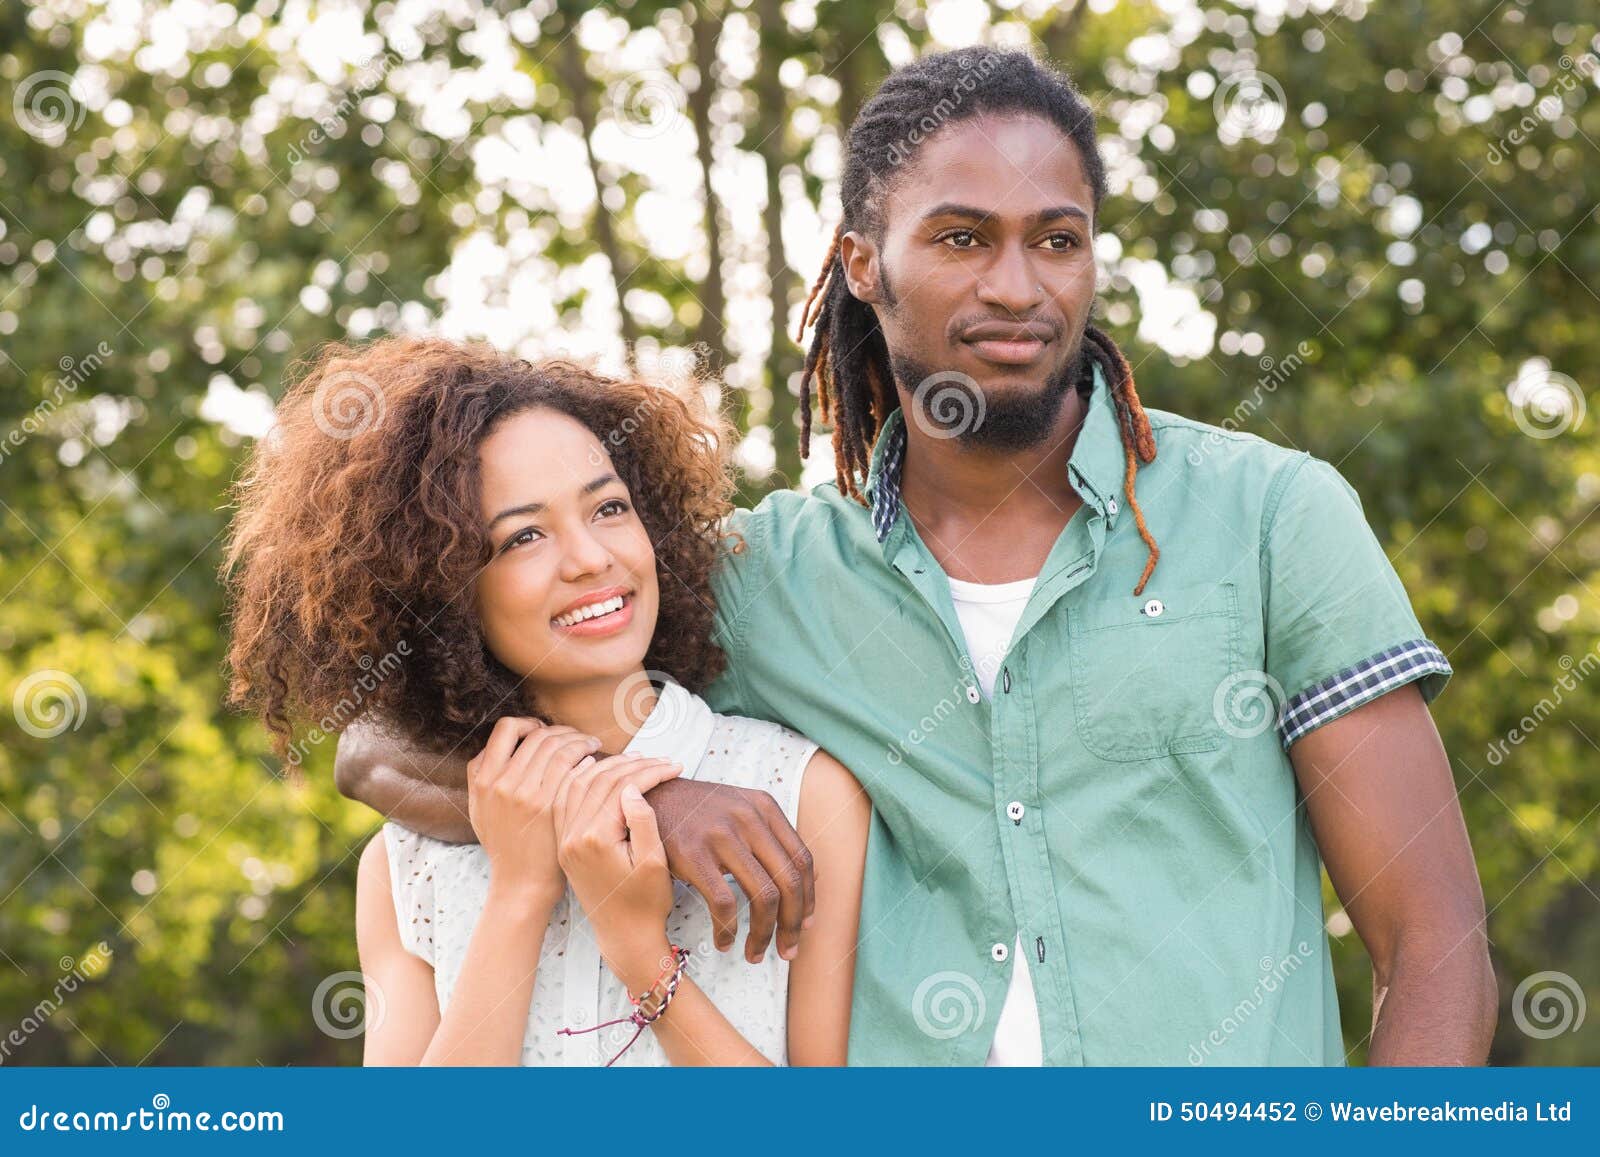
[703,361,1450,1065]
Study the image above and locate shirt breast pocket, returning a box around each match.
[1066,580,1240,762]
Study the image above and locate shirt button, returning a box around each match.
[1143,598,1164,617]
[991,941,1009,963]
[965,684,981,704]
[1006,800,1025,823]
[1002,667,1012,694]
[1107,496,1118,516]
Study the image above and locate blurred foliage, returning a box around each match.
[0,0,1595,1065]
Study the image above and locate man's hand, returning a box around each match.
[644,777,816,964]
[336,718,818,962]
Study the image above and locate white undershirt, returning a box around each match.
[947,574,1044,1068]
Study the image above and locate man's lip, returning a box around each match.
[960,321,1055,342]
[552,585,632,619]
[964,337,1051,365]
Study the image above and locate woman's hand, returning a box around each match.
[554,755,681,968]
[466,718,601,904]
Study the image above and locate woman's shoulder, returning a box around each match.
[695,711,820,816]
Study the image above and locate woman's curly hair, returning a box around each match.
[223,337,734,762]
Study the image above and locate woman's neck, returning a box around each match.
[527,667,657,757]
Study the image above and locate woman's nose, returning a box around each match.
[561,527,613,579]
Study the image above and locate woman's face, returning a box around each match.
[474,406,659,694]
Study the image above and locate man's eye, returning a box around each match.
[1043,232,1081,250]
[941,229,978,248]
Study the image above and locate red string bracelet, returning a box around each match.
[558,944,691,1067]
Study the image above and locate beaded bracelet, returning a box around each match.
[557,944,691,1067]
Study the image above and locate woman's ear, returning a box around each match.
[838,230,883,305]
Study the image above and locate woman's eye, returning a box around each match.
[596,498,630,518]
[502,527,541,552]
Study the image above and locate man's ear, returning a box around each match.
[838,230,883,305]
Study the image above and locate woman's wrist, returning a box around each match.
[484,874,564,923]
[599,929,676,995]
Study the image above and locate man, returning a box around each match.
[337,49,1495,1065]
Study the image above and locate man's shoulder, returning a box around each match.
[723,481,877,568]
[1143,404,1316,502]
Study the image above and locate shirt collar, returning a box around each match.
[864,357,1127,544]
[620,677,716,780]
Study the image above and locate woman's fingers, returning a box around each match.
[473,717,544,786]
[619,785,665,869]
[507,730,597,792]
[565,756,672,835]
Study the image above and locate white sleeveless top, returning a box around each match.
[383,681,818,1066]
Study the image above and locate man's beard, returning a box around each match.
[890,336,1089,452]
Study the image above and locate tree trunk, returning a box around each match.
[688,5,730,378]
[753,0,799,487]
[557,28,640,363]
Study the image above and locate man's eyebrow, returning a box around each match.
[487,472,620,528]
[920,202,1091,228]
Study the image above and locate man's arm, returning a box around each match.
[335,717,475,842]
[334,716,817,961]
[1290,683,1497,1065]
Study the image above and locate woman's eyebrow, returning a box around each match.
[487,472,620,528]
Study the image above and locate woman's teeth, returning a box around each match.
[552,595,627,628]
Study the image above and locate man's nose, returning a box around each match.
[975,243,1045,315]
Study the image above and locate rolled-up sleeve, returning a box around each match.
[1261,454,1452,748]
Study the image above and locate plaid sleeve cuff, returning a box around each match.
[1278,639,1453,749]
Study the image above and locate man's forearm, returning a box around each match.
[1367,932,1497,1065]
[335,724,476,843]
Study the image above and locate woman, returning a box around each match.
[225,338,870,1065]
